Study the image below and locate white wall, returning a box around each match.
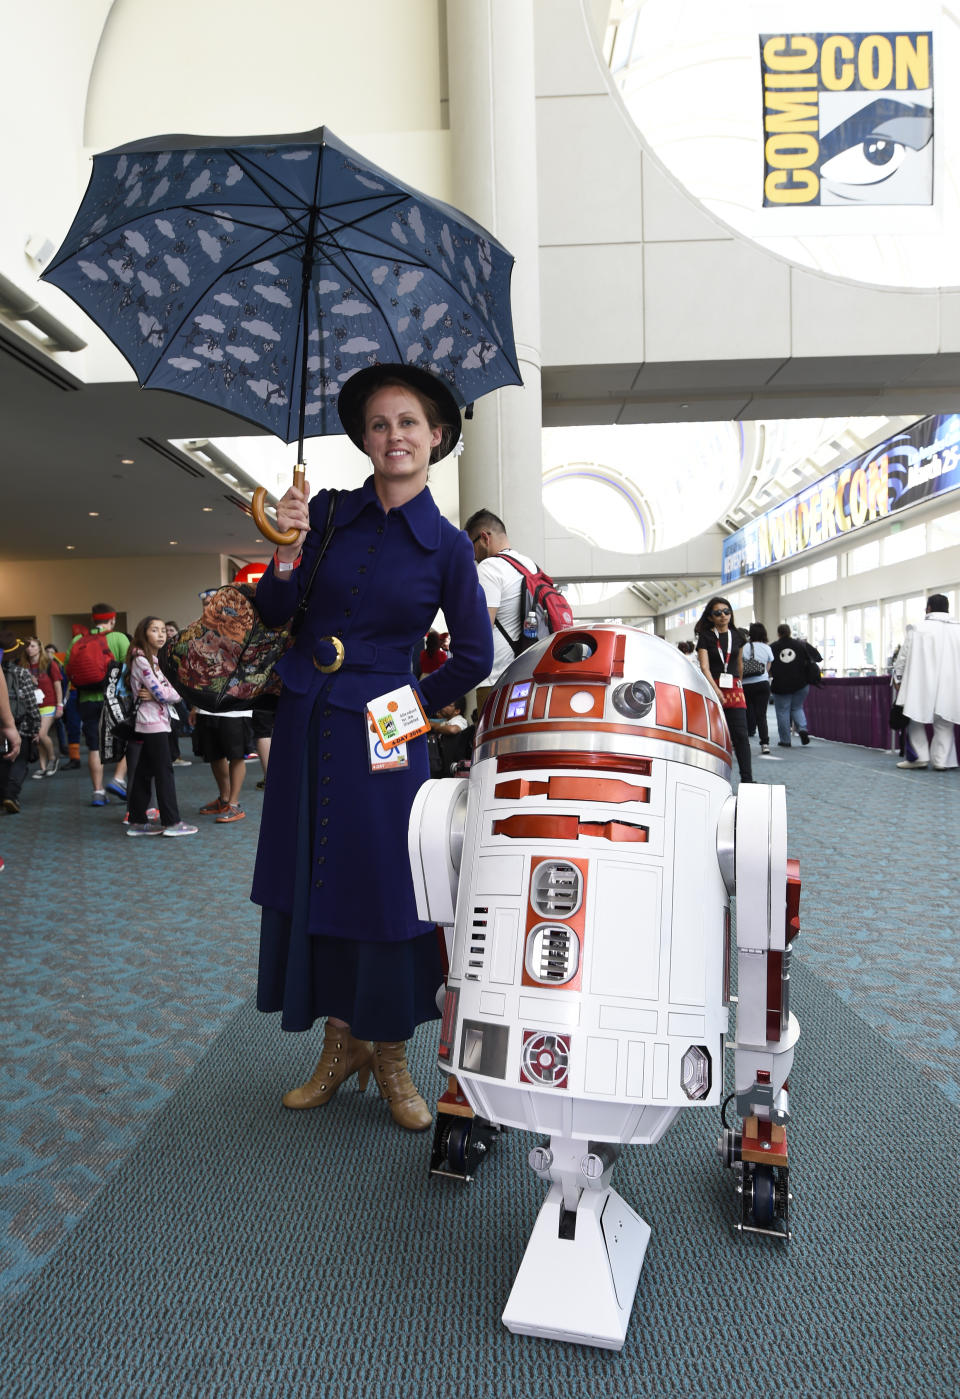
[0,553,225,649]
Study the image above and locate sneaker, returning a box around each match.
[162,821,198,837]
[2,798,19,814]
[760,744,770,755]
[65,758,82,770]
[799,731,810,746]
[147,807,160,821]
[91,790,109,806]
[45,760,60,777]
[777,742,791,749]
[199,796,229,815]
[256,778,266,790]
[244,753,257,761]
[172,758,192,767]
[32,769,47,780]
[126,823,163,836]
[215,803,246,823]
[106,778,127,798]
[897,759,928,769]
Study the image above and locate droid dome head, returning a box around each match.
[475,625,732,774]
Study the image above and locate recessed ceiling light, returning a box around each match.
[120,458,134,465]
[202,506,213,512]
[66,544,75,550]
[169,540,179,546]
[88,511,99,517]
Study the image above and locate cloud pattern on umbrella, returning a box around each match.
[43,128,521,443]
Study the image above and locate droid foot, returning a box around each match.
[502,1184,649,1350]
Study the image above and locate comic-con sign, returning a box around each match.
[722,414,960,583]
[760,32,933,206]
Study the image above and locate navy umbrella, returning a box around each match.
[43,125,521,544]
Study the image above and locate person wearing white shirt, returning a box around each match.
[892,593,960,770]
[464,508,537,712]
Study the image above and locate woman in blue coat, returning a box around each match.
[253,364,493,1131]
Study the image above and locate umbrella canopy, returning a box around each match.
[42,125,522,451]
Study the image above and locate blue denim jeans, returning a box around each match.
[773,686,809,744]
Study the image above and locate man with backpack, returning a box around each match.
[65,603,130,806]
[464,508,573,716]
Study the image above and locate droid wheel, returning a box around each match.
[444,1119,472,1174]
[750,1165,776,1227]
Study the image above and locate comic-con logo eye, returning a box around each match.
[780,647,797,664]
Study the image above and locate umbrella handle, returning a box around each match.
[251,466,306,548]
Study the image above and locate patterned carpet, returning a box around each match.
[0,736,958,1396]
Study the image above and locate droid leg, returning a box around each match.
[501,1137,650,1351]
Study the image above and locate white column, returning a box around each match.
[446,0,544,557]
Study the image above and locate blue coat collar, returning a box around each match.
[335,476,442,551]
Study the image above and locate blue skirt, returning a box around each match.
[256,695,443,1039]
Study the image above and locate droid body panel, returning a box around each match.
[409,626,800,1350]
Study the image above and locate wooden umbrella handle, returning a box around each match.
[251,466,307,548]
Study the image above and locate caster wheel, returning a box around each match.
[444,1119,472,1173]
[750,1165,776,1227]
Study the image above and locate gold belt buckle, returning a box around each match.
[312,636,345,674]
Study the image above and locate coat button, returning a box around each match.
[321,817,329,826]
[351,586,359,595]
[376,525,384,535]
[322,776,331,785]
[343,609,352,617]
[322,752,332,761]
[323,708,332,717]
[315,879,324,889]
[317,855,326,864]
[368,545,376,554]
[321,796,330,806]
[357,566,367,574]
[322,729,331,738]
[320,837,327,846]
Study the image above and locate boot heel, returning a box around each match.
[357,1065,371,1092]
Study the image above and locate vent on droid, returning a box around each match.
[531,860,582,918]
[525,924,580,985]
[465,905,488,982]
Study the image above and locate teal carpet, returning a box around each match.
[1,739,958,1396]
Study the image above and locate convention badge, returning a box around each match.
[718,673,734,690]
[366,684,430,750]
[367,720,408,773]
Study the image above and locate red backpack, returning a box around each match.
[495,553,574,656]
[66,629,114,687]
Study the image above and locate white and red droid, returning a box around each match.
[409,625,800,1350]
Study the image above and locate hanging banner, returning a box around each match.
[760,31,934,207]
[722,413,960,583]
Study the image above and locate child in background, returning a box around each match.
[126,617,197,837]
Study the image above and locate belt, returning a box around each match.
[310,638,413,675]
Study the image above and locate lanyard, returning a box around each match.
[714,630,731,673]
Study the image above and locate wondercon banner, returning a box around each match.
[760,32,933,206]
[721,413,960,584]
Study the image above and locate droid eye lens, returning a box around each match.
[551,633,598,664]
[612,680,655,718]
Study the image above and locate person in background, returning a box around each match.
[430,696,468,735]
[769,623,822,748]
[0,642,22,875]
[252,706,273,791]
[163,621,192,768]
[253,362,492,1134]
[65,603,130,806]
[463,508,538,716]
[45,644,70,761]
[741,621,774,756]
[418,628,449,677]
[694,596,753,784]
[892,593,960,771]
[22,637,63,778]
[0,634,39,815]
[194,706,252,822]
[125,616,197,837]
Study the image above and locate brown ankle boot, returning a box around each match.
[282,1022,373,1109]
[371,1041,433,1131]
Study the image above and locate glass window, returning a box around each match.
[808,556,838,587]
[786,612,809,642]
[881,524,926,567]
[927,510,960,553]
[847,540,880,576]
[810,612,840,674]
[785,566,808,594]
